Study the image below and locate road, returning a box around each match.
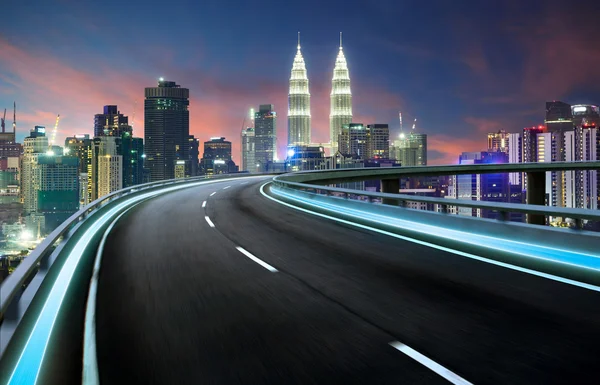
[95,176,600,384]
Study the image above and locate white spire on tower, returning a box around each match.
[329,32,352,154]
[288,32,311,147]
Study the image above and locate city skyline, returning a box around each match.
[1,0,600,165]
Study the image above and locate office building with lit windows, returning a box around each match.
[254,105,277,170]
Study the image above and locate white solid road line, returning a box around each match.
[240,182,248,185]
[235,246,278,272]
[202,201,207,208]
[210,192,217,196]
[223,185,231,189]
[389,342,473,385]
[205,216,215,228]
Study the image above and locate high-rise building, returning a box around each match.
[571,104,600,210]
[91,136,122,199]
[507,133,522,186]
[0,157,20,204]
[254,105,277,170]
[94,105,132,137]
[22,126,49,214]
[392,131,427,166]
[65,135,92,175]
[241,127,255,172]
[288,33,311,147]
[188,135,199,177]
[200,137,237,175]
[36,156,79,232]
[144,79,190,181]
[366,124,390,159]
[487,130,509,153]
[120,133,145,188]
[337,123,389,160]
[65,135,93,206]
[545,101,573,133]
[338,123,367,158]
[330,33,352,155]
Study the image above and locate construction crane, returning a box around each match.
[412,118,417,131]
[398,112,403,133]
[48,114,60,151]
[1,108,5,133]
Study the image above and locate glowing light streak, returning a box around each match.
[260,184,600,292]
[7,176,267,384]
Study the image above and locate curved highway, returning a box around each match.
[94,177,600,384]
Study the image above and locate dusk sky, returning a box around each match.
[2,0,600,164]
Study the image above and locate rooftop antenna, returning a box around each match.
[1,108,6,133]
[339,32,343,49]
[13,101,16,133]
[297,31,301,50]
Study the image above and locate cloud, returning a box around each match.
[428,135,485,165]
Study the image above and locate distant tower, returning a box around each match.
[288,32,311,147]
[329,32,352,154]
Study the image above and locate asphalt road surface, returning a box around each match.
[95,176,600,384]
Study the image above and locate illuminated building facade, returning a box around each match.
[241,127,255,172]
[288,34,311,147]
[22,126,49,213]
[254,105,277,169]
[367,124,390,159]
[487,130,509,153]
[392,131,427,166]
[330,34,352,154]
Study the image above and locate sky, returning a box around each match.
[1,0,600,165]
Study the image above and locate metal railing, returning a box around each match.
[0,173,264,325]
[272,162,600,226]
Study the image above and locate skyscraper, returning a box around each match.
[65,134,93,206]
[144,79,190,181]
[571,104,599,210]
[330,33,352,154]
[507,132,522,186]
[338,123,367,158]
[188,135,200,177]
[94,105,132,137]
[22,126,49,214]
[288,33,311,147]
[392,130,427,166]
[366,124,390,159]
[241,127,255,172]
[120,133,145,188]
[254,104,277,170]
[91,136,122,199]
[36,156,79,232]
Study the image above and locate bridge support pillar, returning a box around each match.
[526,171,545,225]
[381,178,400,206]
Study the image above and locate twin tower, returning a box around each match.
[288,32,352,154]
